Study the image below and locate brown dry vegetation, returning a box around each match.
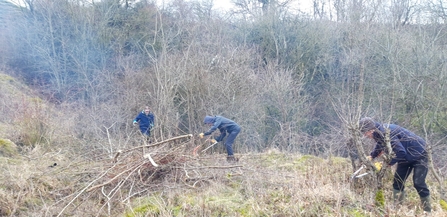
[1,73,446,217]
[1,0,447,214]
[1,142,446,217]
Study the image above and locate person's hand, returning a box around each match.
[199,133,204,139]
[211,139,217,144]
[366,156,372,161]
[133,121,137,126]
[374,162,383,171]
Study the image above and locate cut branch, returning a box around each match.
[86,162,146,192]
[121,134,193,154]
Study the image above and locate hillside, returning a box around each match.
[0,72,446,216]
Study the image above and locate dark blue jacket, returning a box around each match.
[134,111,155,131]
[203,116,240,142]
[370,122,427,165]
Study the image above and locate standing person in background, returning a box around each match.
[199,115,241,162]
[133,106,155,141]
[359,117,431,212]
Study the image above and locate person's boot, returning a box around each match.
[226,155,239,162]
[420,196,432,212]
[393,189,405,206]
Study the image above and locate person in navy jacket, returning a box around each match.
[199,115,241,162]
[133,106,155,138]
[359,117,431,212]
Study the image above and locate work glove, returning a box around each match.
[211,139,217,144]
[133,121,137,126]
[199,133,204,139]
[374,162,383,171]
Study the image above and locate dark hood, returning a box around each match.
[204,116,215,124]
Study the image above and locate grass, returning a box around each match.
[1,142,446,216]
[0,126,444,217]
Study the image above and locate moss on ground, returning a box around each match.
[0,74,14,82]
[375,189,385,208]
[440,199,447,211]
[0,138,18,157]
[124,196,161,217]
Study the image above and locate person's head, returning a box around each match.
[203,116,215,126]
[144,106,150,115]
[359,117,376,139]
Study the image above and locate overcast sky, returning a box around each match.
[6,0,237,9]
[6,0,312,15]
[212,0,234,10]
[155,0,235,10]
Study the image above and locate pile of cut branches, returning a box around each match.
[55,134,242,216]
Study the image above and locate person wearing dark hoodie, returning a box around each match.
[199,115,241,162]
[133,106,155,138]
[359,117,431,212]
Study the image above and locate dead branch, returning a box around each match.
[57,164,119,217]
[423,125,446,200]
[97,162,149,215]
[174,165,243,170]
[144,153,159,167]
[112,151,120,163]
[86,161,146,192]
[121,134,193,154]
[425,140,446,201]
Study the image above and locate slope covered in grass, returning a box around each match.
[1,145,446,216]
[0,72,445,216]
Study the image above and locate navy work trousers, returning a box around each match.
[224,126,241,156]
[393,157,430,197]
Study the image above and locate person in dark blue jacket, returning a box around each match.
[199,115,241,162]
[359,117,431,212]
[133,106,155,138]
